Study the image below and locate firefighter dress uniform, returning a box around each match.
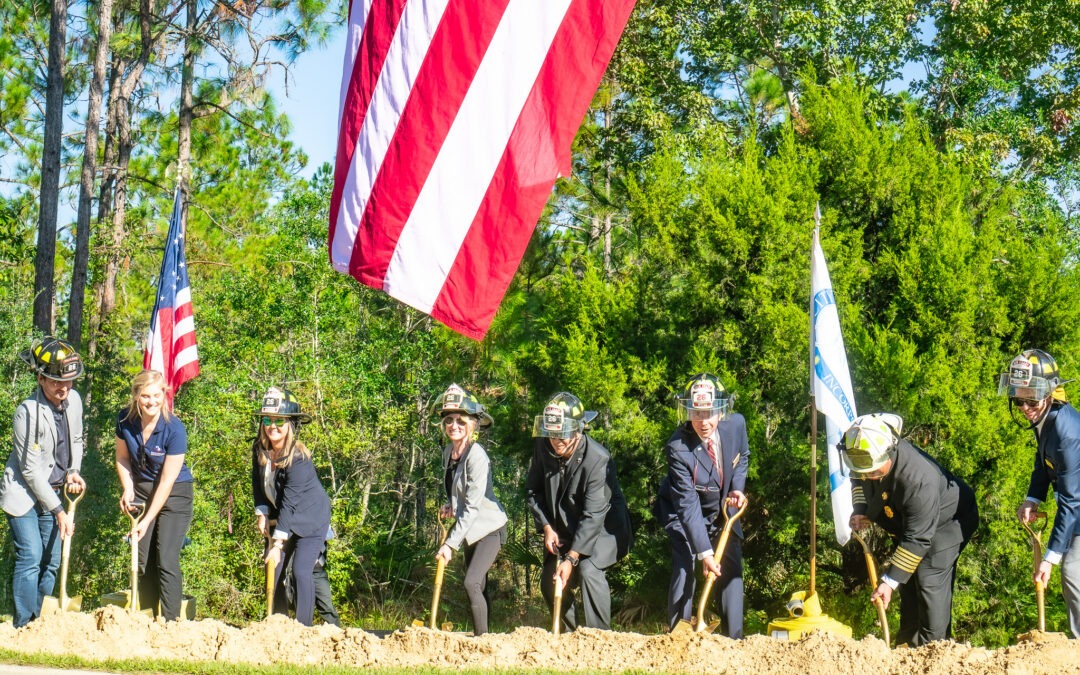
[851,436,978,646]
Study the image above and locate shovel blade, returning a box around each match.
[670,618,695,635]
[40,595,83,615]
[411,619,425,627]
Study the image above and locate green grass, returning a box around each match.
[0,648,628,675]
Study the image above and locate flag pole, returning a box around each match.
[808,203,822,597]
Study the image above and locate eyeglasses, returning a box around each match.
[1010,398,1043,410]
[443,415,468,428]
[262,416,289,427]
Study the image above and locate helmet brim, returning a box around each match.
[254,412,313,425]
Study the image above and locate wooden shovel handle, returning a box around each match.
[126,501,145,611]
[552,576,564,635]
[266,556,277,619]
[1022,513,1048,631]
[852,530,889,647]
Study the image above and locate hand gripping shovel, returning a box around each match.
[1021,512,1049,632]
[851,530,890,647]
[42,485,86,614]
[673,499,748,635]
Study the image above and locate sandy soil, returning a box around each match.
[0,607,1075,673]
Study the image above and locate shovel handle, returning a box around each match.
[552,576,564,635]
[126,501,145,611]
[693,499,748,632]
[852,530,889,647]
[1021,512,1048,632]
[430,557,447,629]
[266,556,277,619]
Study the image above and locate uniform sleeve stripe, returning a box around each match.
[890,547,924,572]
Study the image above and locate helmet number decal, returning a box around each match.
[543,405,565,432]
[691,381,715,409]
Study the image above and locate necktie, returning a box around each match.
[708,438,723,486]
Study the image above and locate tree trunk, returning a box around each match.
[33,0,67,334]
[68,0,115,348]
[177,0,195,205]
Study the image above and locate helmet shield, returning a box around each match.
[433,383,493,428]
[532,392,596,439]
[19,337,83,382]
[676,373,731,422]
[998,351,1061,401]
[840,413,903,477]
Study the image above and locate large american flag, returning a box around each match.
[329,0,637,340]
[144,188,200,405]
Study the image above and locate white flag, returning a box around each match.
[810,215,858,545]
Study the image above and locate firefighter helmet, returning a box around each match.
[840,413,903,477]
[998,350,1067,402]
[433,383,493,428]
[256,387,313,425]
[676,373,731,421]
[19,337,83,382]
[532,392,597,439]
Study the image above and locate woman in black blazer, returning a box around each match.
[251,387,333,626]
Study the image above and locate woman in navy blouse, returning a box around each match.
[251,387,332,626]
[115,369,194,620]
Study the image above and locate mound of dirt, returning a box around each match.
[0,607,1075,673]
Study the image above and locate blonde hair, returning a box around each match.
[124,370,173,423]
[255,420,312,470]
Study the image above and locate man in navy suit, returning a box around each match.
[656,373,749,637]
[1002,350,1080,637]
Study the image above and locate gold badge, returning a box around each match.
[881,491,888,501]
[884,506,894,519]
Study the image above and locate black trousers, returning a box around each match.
[135,480,193,621]
[285,541,339,626]
[271,534,323,626]
[540,552,611,630]
[461,527,504,635]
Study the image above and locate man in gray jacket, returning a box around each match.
[1,337,87,627]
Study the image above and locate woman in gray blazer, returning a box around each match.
[433,384,507,635]
[1,337,86,627]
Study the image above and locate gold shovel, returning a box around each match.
[552,575,565,635]
[851,530,890,647]
[673,499,749,635]
[41,485,86,614]
[126,501,149,614]
[413,515,453,630]
[265,538,277,619]
[1021,512,1049,632]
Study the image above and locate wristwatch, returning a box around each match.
[566,554,579,567]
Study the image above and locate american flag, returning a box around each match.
[144,188,200,405]
[329,0,637,340]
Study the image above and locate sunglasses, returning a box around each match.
[261,416,289,427]
[1010,398,1043,410]
[442,415,469,428]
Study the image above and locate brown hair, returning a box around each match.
[124,370,173,423]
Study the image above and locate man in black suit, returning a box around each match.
[656,373,749,637]
[525,392,632,631]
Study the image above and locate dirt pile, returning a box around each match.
[0,607,1075,673]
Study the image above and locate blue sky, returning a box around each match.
[275,30,347,178]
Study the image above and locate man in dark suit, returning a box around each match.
[842,412,978,646]
[1001,350,1080,637]
[525,392,632,631]
[656,373,749,637]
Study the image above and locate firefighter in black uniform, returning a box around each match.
[840,413,978,646]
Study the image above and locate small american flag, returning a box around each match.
[144,188,200,406]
